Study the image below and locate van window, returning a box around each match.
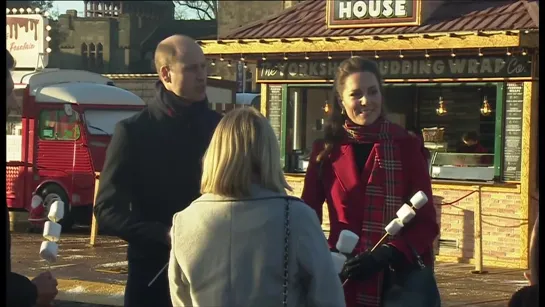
[39,110,81,141]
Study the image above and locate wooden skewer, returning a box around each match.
[148,262,169,287]
[370,233,389,252]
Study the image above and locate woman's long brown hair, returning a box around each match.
[316,57,386,162]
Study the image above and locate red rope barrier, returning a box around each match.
[435,190,478,206]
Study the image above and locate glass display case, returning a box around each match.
[430,152,495,181]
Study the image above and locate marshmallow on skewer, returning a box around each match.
[331,252,347,274]
[409,191,428,210]
[385,218,404,236]
[47,200,64,223]
[336,230,359,254]
[40,241,58,263]
[396,204,416,225]
[43,221,62,242]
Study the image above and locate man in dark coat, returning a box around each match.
[6,51,59,306]
[94,35,222,307]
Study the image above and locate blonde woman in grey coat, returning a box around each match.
[168,107,345,307]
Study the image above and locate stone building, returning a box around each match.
[47,1,216,74]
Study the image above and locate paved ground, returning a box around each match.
[11,228,528,306]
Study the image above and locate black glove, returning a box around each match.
[340,244,406,282]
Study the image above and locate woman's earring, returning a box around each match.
[341,108,345,115]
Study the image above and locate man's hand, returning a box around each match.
[32,271,58,306]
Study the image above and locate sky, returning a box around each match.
[51,1,198,19]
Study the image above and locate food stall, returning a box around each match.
[199,0,539,269]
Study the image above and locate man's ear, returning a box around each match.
[160,66,171,83]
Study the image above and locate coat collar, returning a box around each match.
[193,185,286,203]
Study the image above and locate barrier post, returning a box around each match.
[471,185,488,274]
[89,172,100,246]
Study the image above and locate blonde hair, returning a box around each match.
[201,107,292,197]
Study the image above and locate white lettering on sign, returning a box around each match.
[6,14,48,69]
[337,0,408,19]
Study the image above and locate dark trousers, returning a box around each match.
[124,257,172,307]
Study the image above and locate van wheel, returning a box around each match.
[39,184,74,230]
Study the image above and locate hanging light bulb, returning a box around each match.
[436,96,447,116]
[227,60,232,67]
[304,53,310,60]
[219,55,225,62]
[478,48,484,57]
[351,51,355,58]
[211,59,216,66]
[240,54,245,61]
[261,54,267,61]
[425,50,430,58]
[323,100,330,114]
[480,96,492,116]
[506,48,512,56]
[522,49,528,56]
[450,49,456,57]
[374,51,379,59]
[283,53,288,61]
[327,52,332,60]
[399,50,404,59]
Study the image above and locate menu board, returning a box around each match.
[502,83,524,181]
[267,85,283,146]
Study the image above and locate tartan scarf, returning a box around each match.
[343,118,408,307]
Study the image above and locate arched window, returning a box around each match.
[97,43,104,71]
[81,43,88,69]
[89,43,96,71]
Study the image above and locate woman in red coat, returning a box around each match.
[301,57,439,307]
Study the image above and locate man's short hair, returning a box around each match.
[154,43,178,75]
[7,50,15,78]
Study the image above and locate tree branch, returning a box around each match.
[174,1,216,20]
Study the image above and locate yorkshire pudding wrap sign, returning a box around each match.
[6,14,49,68]
[256,56,532,82]
[327,0,421,28]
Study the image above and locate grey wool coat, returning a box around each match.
[168,185,346,307]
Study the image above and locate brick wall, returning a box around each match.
[434,188,523,268]
[286,175,525,268]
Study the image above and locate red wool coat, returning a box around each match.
[301,138,439,307]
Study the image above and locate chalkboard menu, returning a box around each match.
[267,85,283,146]
[502,83,524,181]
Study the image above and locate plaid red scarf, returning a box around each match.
[343,118,408,307]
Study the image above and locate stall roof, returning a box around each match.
[219,0,538,40]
